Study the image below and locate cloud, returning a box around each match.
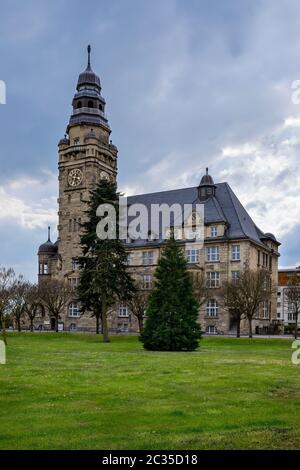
[284,116,300,128]
[0,173,57,230]
[1,0,300,276]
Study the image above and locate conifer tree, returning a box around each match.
[141,238,202,351]
[78,180,135,342]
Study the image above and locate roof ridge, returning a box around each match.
[127,182,226,200]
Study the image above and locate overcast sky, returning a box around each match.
[0,0,300,280]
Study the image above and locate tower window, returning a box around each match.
[39,263,49,275]
[88,100,94,108]
[77,101,82,109]
[99,104,103,111]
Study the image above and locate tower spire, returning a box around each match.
[47,226,51,242]
[87,44,91,70]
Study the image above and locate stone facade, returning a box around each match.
[36,47,281,335]
[277,267,300,326]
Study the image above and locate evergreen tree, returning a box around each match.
[141,238,202,351]
[78,180,135,342]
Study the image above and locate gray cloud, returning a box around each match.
[0,0,300,277]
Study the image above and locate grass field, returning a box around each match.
[0,333,299,450]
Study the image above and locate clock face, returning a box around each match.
[100,171,110,181]
[68,169,83,187]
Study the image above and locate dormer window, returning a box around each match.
[211,226,218,238]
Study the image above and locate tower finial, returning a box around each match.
[87,44,91,69]
[206,167,209,176]
[48,226,51,242]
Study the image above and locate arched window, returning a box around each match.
[99,104,103,111]
[68,303,80,318]
[88,100,94,108]
[77,101,82,109]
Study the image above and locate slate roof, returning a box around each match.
[126,182,281,248]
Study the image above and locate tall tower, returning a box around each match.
[56,46,118,323]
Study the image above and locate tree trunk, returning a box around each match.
[55,317,59,333]
[248,318,253,338]
[295,314,299,340]
[1,315,7,346]
[96,315,100,335]
[17,318,21,332]
[236,318,240,338]
[30,318,34,332]
[102,299,110,343]
[138,316,144,334]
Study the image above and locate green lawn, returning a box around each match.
[0,333,299,450]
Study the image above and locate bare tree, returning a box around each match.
[285,273,300,339]
[11,276,31,332]
[191,269,209,308]
[127,280,150,333]
[0,267,16,345]
[238,269,272,338]
[24,284,43,332]
[38,279,70,332]
[223,279,245,338]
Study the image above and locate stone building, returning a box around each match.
[277,267,300,327]
[36,46,281,335]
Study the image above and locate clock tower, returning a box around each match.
[55,46,118,321]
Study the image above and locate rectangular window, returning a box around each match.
[210,226,218,238]
[72,259,80,271]
[231,271,240,284]
[206,300,219,317]
[119,305,128,317]
[142,251,154,265]
[231,245,241,261]
[288,312,296,322]
[143,275,152,290]
[206,325,217,335]
[186,249,199,264]
[68,303,80,317]
[39,263,48,275]
[262,301,269,319]
[207,272,220,288]
[68,278,79,291]
[207,246,220,262]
